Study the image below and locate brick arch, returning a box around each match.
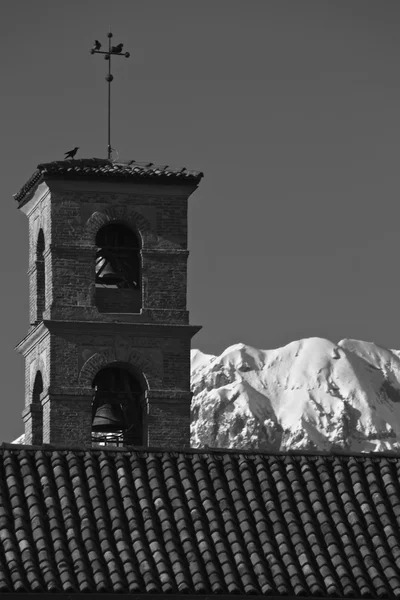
[84,207,155,248]
[31,218,46,255]
[29,355,48,394]
[36,228,45,254]
[31,371,44,405]
[78,349,158,390]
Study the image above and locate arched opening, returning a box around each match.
[32,370,43,403]
[91,365,145,446]
[95,223,142,313]
[36,230,45,322]
[30,371,44,445]
[95,223,140,289]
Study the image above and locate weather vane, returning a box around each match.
[90,31,130,160]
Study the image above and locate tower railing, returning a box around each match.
[91,431,125,447]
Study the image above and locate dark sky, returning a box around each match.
[1,0,400,441]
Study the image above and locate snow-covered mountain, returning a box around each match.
[191,337,400,453]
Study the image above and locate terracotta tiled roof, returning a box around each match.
[13,158,203,205]
[1,445,400,597]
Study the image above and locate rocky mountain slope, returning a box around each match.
[191,338,400,452]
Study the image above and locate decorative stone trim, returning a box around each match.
[15,323,50,357]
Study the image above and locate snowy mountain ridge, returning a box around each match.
[190,337,400,453]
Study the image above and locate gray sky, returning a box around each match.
[1,0,400,441]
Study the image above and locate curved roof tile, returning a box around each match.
[13,158,204,206]
[0,447,400,596]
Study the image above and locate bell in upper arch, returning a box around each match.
[92,400,126,432]
[95,255,126,286]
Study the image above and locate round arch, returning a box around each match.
[84,206,155,249]
[36,228,45,256]
[95,222,141,289]
[78,348,161,390]
[29,354,48,396]
[91,362,146,445]
[35,229,46,322]
[32,371,44,404]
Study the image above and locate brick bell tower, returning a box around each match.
[14,158,203,448]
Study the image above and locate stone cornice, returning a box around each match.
[15,323,50,356]
[18,183,50,215]
[141,248,189,257]
[42,319,201,339]
[45,246,187,256]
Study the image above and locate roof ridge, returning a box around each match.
[3,442,400,459]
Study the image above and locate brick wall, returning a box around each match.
[22,404,43,445]
[18,177,201,449]
[147,390,192,448]
[25,185,194,325]
[42,394,92,446]
[95,287,142,313]
[20,325,196,446]
[142,250,188,310]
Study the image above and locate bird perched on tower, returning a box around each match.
[111,43,123,54]
[93,40,101,51]
[64,147,79,159]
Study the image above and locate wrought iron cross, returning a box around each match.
[90,31,130,159]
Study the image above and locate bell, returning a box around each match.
[92,402,126,432]
[95,257,125,285]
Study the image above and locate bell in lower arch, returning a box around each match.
[92,402,126,432]
[95,257,125,286]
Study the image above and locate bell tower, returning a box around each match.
[14,158,203,448]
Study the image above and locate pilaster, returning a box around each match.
[146,389,192,448]
[42,393,93,446]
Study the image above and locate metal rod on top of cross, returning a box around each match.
[90,30,130,160]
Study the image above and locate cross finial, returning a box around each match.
[90,31,130,160]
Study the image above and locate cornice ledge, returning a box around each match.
[141,248,189,256]
[43,320,201,338]
[146,389,192,399]
[15,323,50,356]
